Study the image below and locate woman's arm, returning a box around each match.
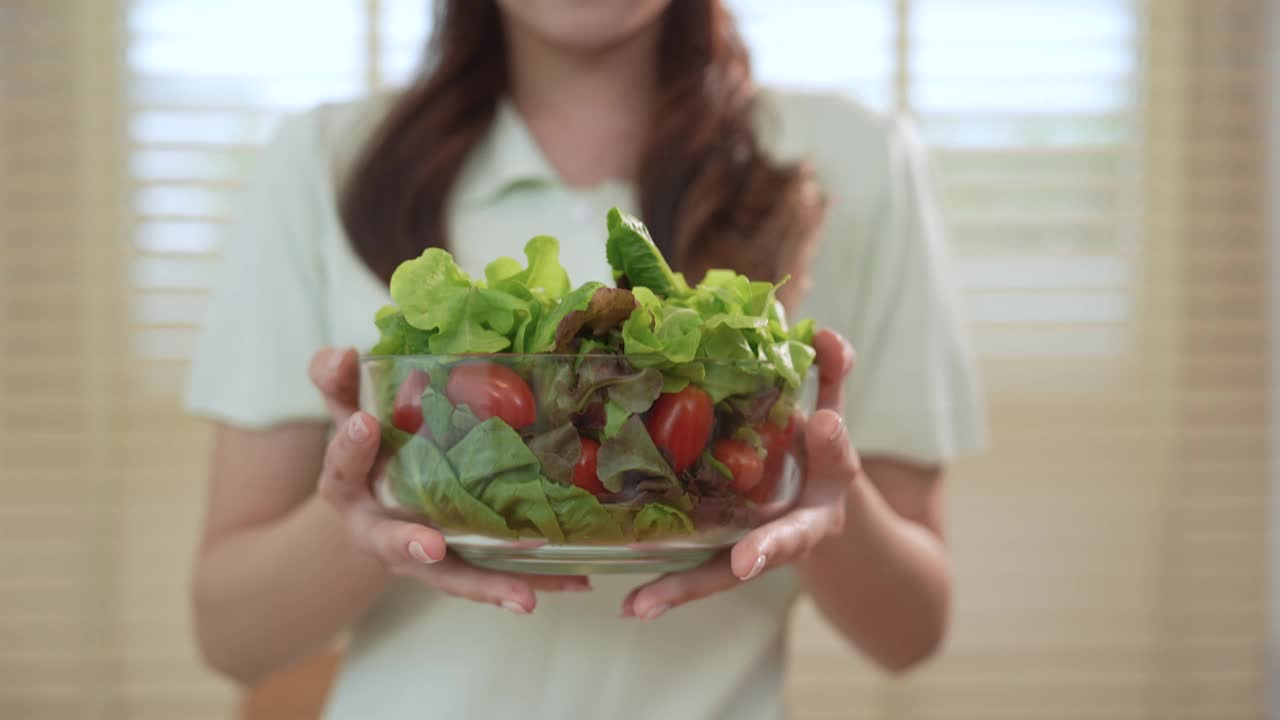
[192,422,393,686]
[795,457,949,672]
[619,331,953,671]
[192,348,591,687]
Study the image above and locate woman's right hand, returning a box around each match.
[308,346,590,614]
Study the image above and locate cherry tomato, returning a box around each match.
[644,385,713,473]
[444,362,537,430]
[391,369,431,434]
[758,414,798,463]
[752,414,798,502]
[713,439,765,495]
[573,437,605,495]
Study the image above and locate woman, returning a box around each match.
[186,1,985,718]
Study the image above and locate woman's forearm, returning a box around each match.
[795,468,951,672]
[192,494,392,685]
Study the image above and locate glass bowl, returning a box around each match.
[360,354,812,575]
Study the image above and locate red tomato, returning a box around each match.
[573,437,605,495]
[713,439,765,495]
[752,415,798,502]
[444,362,537,430]
[391,369,430,434]
[758,414,798,463]
[644,385,714,473]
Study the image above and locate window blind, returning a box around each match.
[0,1,1269,718]
[115,2,431,717]
[1,3,127,719]
[783,2,1270,720]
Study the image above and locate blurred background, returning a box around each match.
[0,0,1274,718]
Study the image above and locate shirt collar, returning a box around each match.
[454,98,558,205]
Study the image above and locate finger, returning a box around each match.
[308,346,360,423]
[621,554,739,620]
[408,559,590,615]
[350,505,449,566]
[317,412,380,507]
[729,503,843,577]
[813,329,855,411]
[724,412,856,575]
[354,509,592,595]
[804,409,861,482]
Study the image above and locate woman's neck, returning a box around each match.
[504,19,661,188]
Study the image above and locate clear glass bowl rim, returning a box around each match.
[360,352,814,371]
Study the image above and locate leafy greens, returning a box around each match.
[372,207,817,544]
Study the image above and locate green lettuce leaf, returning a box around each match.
[596,416,676,492]
[484,265,548,351]
[529,361,578,429]
[788,317,816,346]
[788,339,817,386]
[389,248,472,333]
[502,235,572,300]
[621,302,702,367]
[387,432,514,538]
[427,290,516,354]
[633,503,695,540]
[541,479,626,542]
[421,390,455,443]
[450,403,481,437]
[484,256,522,285]
[529,357,662,432]
[412,393,483,449]
[477,468,565,542]
[745,280,781,319]
[526,281,602,353]
[371,306,436,356]
[602,400,630,439]
[605,208,688,297]
[445,417,539,492]
[761,340,800,388]
[526,423,582,485]
[699,362,769,403]
[594,366,662,413]
[698,325,755,361]
[388,245,561,355]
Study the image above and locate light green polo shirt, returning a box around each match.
[186,88,985,720]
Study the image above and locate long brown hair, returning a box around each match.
[341,0,824,304]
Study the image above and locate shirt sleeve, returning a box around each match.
[183,112,333,429]
[803,113,988,465]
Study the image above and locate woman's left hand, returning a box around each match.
[621,328,860,620]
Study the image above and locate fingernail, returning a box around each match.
[742,554,767,581]
[640,604,670,621]
[828,415,846,442]
[346,414,368,441]
[501,600,530,615]
[328,347,346,373]
[407,541,438,564]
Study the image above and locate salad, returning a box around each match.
[368,208,815,544]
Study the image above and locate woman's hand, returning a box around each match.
[620,329,858,620]
[310,347,590,614]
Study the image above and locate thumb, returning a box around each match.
[309,346,360,424]
[804,409,860,480]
